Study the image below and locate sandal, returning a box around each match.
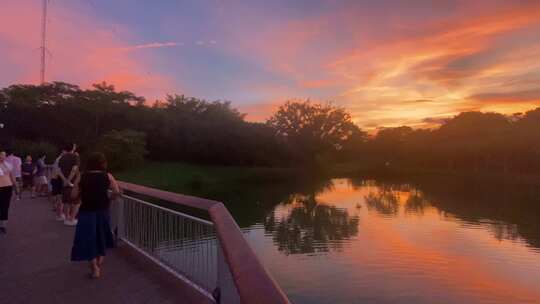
[91,267,101,279]
[89,263,101,279]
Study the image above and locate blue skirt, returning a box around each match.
[71,210,115,261]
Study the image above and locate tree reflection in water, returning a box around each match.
[404,189,431,215]
[359,180,432,217]
[264,193,359,255]
[364,190,400,216]
[351,176,540,248]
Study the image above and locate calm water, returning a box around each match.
[218,176,540,304]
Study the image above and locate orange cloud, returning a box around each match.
[470,89,540,104]
[218,2,540,129]
[299,78,342,89]
[329,4,540,129]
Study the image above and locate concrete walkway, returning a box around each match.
[0,196,212,304]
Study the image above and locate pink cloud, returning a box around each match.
[239,99,283,122]
[0,0,176,100]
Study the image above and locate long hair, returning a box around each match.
[86,152,107,171]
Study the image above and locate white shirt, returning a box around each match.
[0,161,13,187]
[5,155,21,178]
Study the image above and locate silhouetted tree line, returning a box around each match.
[0,82,292,166]
[350,110,540,175]
[1,81,539,174]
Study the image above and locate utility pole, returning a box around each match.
[40,0,48,84]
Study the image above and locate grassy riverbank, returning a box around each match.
[117,161,323,226]
[119,161,540,194]
[117,161,305,193]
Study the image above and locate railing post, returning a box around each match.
[217,243,241,304]
[110,196,124,243]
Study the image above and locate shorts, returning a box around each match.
[22,176,34,188]
[51,178,62,195]
[35,175,48,185]
[62,187,80,205]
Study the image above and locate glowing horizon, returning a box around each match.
[1,0,540,130]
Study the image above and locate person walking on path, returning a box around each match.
[71,152,120,278]
[21,155,36,199]
[34,154,48,197]
[0,151,20,234]
[58,143,80,226]
[5,150,22,200]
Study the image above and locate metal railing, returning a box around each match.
[113,181,290,304]
[120,194,218,295]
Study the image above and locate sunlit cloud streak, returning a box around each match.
[119,42,184,51]
[470,89,540,104]
[119,40,218,52]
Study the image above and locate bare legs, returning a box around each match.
[90,256,105,278]
[54,196,64,220]
[29,184,36,198]
[20,184,35,199]
[65,203,80,222]
[37,183,48,197]
[90,259,100,278]
[14,179,22,200]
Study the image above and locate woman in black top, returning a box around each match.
[71,152,120,278]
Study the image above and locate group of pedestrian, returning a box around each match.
[0,143,121,279]
[22,154,48,198]
[3,150,49,200]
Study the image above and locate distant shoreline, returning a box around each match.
[331,165,540,186]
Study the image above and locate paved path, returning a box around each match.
[0,196,212,304]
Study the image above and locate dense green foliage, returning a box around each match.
[151,94,292,165]
[11,140,58,161]
[1,81,539,175]
[0,82,292,166]
[117,161,302,192]
[96,129,147,171]
[267,100,365,166]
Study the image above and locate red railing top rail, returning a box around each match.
[117,181,291,304]
[117,181,218,210]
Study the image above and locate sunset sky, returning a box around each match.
[1,0,540,129]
